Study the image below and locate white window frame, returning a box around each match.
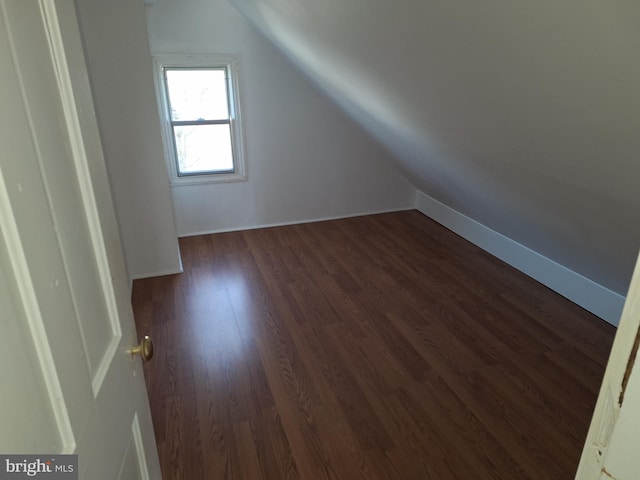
[152,53,248,186]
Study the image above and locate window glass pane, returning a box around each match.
[165,69,229,121]
[173,124,234,175]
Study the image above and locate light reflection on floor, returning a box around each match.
[182,267,254,368]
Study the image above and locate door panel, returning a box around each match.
[0,1,161,477]
[2,0,119,393]
[118,440,142,480]
[0,217,62,452]
[0,0,79,452]
[117,415,149,480]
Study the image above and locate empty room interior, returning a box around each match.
[71,0,640,478]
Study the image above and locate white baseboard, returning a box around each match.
[128,266,184,294]
[178,207,414,238]
[415,191,624,326]
[127,209,413,292]
[130,267,184,282]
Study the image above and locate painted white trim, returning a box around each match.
[130,267,184,282]
[177,207,414,238]
[152,53,248,186]
[575,252,640,478]
[131,413,150,480]
[0,160,76,454]
[0,0,75,452]
[415,191,625,326]
[40,0,122,396]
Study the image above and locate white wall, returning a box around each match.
[145,0,416,236]
[75,0,182,280]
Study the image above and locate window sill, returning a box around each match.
[169,172,248,187]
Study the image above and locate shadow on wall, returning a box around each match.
[229,0,640,299]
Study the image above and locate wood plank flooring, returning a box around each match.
[132,210,616,479]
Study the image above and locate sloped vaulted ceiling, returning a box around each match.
[229,0,640,296]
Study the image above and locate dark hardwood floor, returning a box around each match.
[132,210,616,479]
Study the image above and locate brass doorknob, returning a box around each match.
[129,335,154,362]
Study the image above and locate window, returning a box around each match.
[153,54,247,185]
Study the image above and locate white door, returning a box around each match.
[0,1,161,479]
[575,252,640,480]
